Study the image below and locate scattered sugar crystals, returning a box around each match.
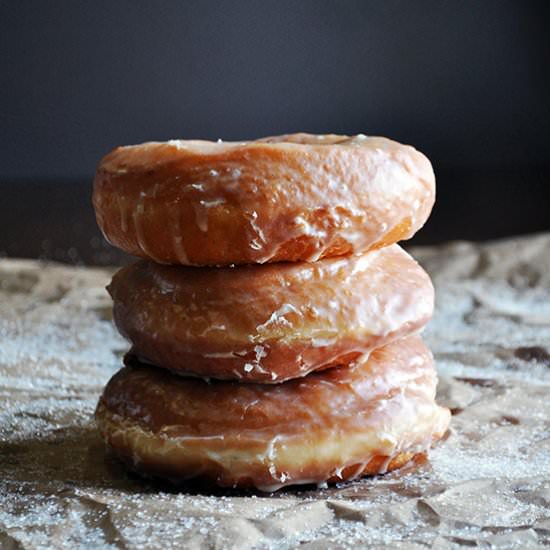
[2,234,550,547]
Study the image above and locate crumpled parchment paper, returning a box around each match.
[1,233,550,549]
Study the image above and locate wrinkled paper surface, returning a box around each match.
[2,233,550,549]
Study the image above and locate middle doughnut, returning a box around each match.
[108,244,434,383]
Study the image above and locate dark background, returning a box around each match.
[1,0,549,265]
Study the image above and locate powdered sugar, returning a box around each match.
[2,234,550,547]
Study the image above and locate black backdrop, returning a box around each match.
[1,0,549,264]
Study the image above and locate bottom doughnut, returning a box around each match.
[95,336,450,491]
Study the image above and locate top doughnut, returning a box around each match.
[92,133,435,265]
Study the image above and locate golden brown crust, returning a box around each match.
[108,245,434,382]
[92,133,435,266]
[95,337,450,491]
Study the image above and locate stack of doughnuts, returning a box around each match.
[93,133,450,491]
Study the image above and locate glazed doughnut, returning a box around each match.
[95,336,450,491]
[92,133,435,266]
[108,244,434,383]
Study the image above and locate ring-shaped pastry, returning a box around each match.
[93,133,435,266]
[108,244,434,383]
[95,336,450,491]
